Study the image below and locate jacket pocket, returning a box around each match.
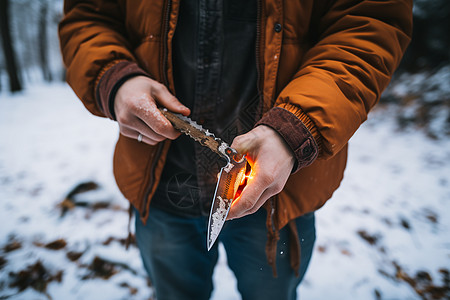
[113,134,159,210]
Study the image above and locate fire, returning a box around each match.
[239,172,253,186]
[233,163,252,200]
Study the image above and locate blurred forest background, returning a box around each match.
[0,0,64,89]
[1,0,449,137]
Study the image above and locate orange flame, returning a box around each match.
[233,163,252,200]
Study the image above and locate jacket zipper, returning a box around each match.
[140,0,172,219]
[161,0,172,89]
[269,197,276,232]
[255,0,264,118]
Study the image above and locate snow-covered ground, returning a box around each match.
[0,83,449,299]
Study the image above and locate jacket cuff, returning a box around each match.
[95,61,150,120]
[255,107,319,173]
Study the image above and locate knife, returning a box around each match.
[159,108,251,250]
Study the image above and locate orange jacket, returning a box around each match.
[60,0,412,273]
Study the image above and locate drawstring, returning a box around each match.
[265,197,279,277]
[265,197,302,277]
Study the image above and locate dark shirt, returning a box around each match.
[151,0,259,216]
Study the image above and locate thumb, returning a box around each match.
[152,84,190,116]
[231,130,260,156]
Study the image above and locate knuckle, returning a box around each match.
[233,135,244,143]
[129,102,142,114]
[171,96,179,103]
[259,172,275,187]
[249,206,260,215]
[272,182,284,194]
[154,135,166,142]
[118,124,127,133]
[119,129,132,139]
[151,121,166,134]
[116,113,128,125]
[240,200,254,212]
[158,121,174,135]
[232,135,246,146]
[153,82,167,94]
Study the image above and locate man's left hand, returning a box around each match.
[227,125,295,219]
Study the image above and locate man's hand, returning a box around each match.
[227,125,295,219]
[114,76,190,144]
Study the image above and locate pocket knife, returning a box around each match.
[159,108,251,250]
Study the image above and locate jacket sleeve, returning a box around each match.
[59,0,138,117]
[266,0,413,160]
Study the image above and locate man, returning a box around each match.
[59,0,412,299]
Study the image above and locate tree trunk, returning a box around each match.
[0,0,22,92]
[39,1,52,82]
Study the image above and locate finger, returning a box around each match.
[119,125,160,145]
[134,99,181,140]
[227,174,266,219]
[244,188,273,216]
[139,135,160,145]
[136,114,181,141]
[231,130,258,153]
[228,185,275,220]
[151,84,190,116]
[119,117,167,141]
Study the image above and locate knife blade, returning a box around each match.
[207,156,250,250]
[159,108,250,250]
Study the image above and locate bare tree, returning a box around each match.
[0,0,22,92]
[39,0,52,82]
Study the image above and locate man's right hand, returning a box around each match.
[114,76,190,145]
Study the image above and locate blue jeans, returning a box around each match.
[135,206,315,300]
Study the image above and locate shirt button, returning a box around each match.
[302,145,313,156]
[274,23,282,33]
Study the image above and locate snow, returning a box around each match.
[391,66,450,104]
[1,83,449,299]
[299,109,450,299]
[383,66,450,139]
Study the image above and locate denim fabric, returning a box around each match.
[135,206,315,300]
